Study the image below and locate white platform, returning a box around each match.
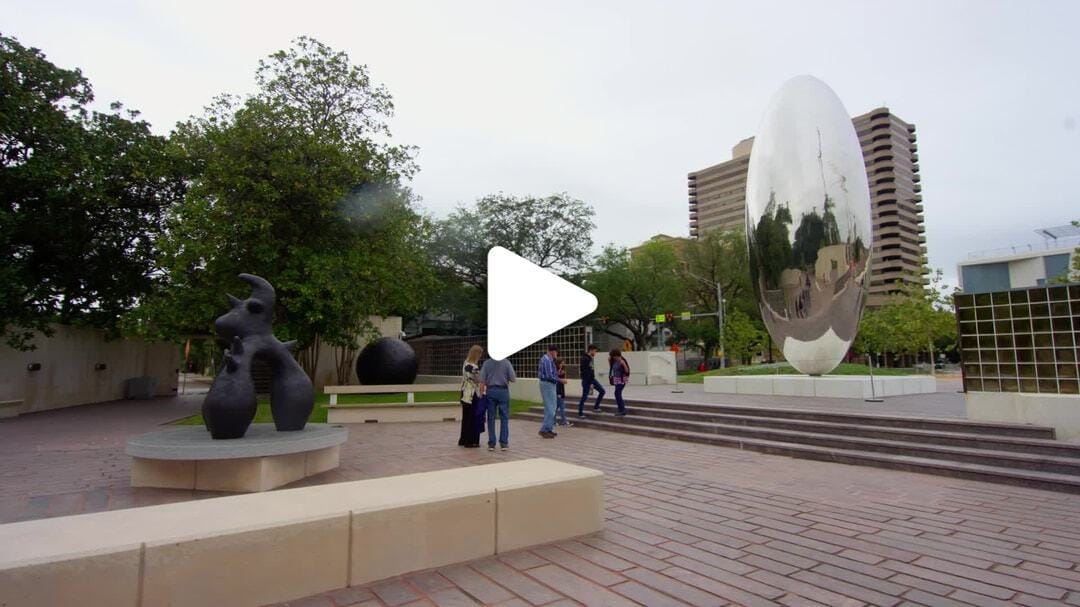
[703,374,937,399]
[966,391,1080,441]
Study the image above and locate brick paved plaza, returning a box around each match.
[3,392,1080,606]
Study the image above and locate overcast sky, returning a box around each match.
[4,0,1078,288]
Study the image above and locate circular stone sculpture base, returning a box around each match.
[125,424,348,493]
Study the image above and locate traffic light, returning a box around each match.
[665,313,674,322]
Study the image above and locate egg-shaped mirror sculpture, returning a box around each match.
[745,76,872,375]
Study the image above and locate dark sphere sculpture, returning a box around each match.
[356,337,418,385]
[202,274,314,439]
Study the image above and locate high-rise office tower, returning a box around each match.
[687,107,926,306]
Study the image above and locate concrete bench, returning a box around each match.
[0,458,604,607]
[324,383,462,424]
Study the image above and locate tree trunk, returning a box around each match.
[333,343,357,384]
[297,334,321,382]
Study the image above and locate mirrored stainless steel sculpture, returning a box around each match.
[745,76,872,375]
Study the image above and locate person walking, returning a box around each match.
[555,357,572,427]
[609,348,630,416]
[479,353,516,451]
[537,345,560,438]
[457,345,484,448]
[577,344,605,417]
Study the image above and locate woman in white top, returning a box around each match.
[457,345,484,448]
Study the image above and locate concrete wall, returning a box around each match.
[0,325,179,415]
[1009,256,1045,289]
[966,392,1080,441]
[308,316,402,390]
[593,351,677,386]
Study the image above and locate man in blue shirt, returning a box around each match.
[537,345,559,438]
[480,356,517,451]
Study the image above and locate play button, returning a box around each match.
[486,246,598,360]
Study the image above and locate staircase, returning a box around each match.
[516,399,1080,493]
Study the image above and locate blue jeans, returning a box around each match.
[614,383,626,414]
[577,378,606,414]
[539,381,557,433]
[486,386,510,447]
[556,396,566,424]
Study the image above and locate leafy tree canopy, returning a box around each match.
[127,36,430,354]
[426,192,595,328]
[854,269,956,364]
[586,241,684,350]
[0,33,186,349]
[671,229,765,361]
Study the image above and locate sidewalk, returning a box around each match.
[3,394,1080,605]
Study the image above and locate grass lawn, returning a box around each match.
[678,362,918,384]
[175,391,539,425]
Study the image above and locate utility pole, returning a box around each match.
[716,281,725,368]
[684,270,727,369]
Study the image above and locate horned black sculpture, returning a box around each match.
[202,274,314,439]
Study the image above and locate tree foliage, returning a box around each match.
[1063,219,1080,283]
[0,33,186,349]
[674,229,763,359]
[854,269,957,365]
[585,242,684,350]
[128,37,430,357]
[427,193,595,328]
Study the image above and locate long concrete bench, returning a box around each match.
[0,458,603,607]
[325,383,462,423]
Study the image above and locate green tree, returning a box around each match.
[855,269,956,367]
[675,228,762,359]
[722,308,767,364]
[1053,219,1080,283]
[129,37,430,376]
[0,34,186,350]
[427,192,595,328]
[585,242,684,350]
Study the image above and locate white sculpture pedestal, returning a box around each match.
[126,424,348,492]
[703,374,936,399]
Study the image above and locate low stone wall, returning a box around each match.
[0,325,178,415]
[0,458,604,607]
[966,392,1080,440]
[703,374,937,399]
[594,351,677,386]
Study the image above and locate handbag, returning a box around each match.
[473,394,490,431]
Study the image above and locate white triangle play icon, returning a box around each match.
[487,246,598,360]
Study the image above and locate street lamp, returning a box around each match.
[686,271,726,369]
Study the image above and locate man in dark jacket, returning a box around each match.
[577,345,606,417]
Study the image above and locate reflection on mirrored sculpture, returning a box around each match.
[745,76,872,375]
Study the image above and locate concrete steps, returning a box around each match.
[516,400,1080,493]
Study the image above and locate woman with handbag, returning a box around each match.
[458,345,484,448]
[608,348,630,417]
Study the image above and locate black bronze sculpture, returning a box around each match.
[202,274,314,439]
[355,337,418,385]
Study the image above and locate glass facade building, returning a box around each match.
[956,284,1080,395]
